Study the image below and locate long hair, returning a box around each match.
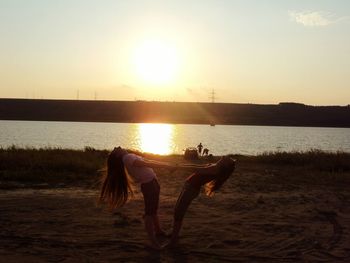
[205,157,236,196]
[99,152,133,210]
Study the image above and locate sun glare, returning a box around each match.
[138,123,174,154]
[132,39,179,85]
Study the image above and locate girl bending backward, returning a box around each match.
[168,156,236,247]
[99,146,174,250]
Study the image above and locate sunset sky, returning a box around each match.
[1,0,349,105]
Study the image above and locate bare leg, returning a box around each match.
[144,215,162,250]
[164,220,182,248]
[165,182,199,248]
[153,215,166,235]
[168,220,182,246]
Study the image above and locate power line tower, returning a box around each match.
[209,89,216,103]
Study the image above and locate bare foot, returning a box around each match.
[156,230,171,238]
[164,238,179,249]
[145,242,163,251]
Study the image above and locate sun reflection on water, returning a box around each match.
[138,123,174,155]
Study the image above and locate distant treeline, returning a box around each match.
[1,98,350,127]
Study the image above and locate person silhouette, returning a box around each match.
[197,143,203,156]
[165,156,236,247]
[99,146,175,250]
[203,148,209,156]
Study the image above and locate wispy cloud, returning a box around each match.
[289,11,347,27]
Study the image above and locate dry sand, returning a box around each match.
[1,165,350,262]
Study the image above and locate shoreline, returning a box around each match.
[3,118,350,129]
[1,147,350,189]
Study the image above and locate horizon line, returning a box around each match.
[1,97,349,107]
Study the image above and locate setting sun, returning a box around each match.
[132,39,180,85]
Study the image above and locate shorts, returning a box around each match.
[174,181,200,221]
[141,178,160,216]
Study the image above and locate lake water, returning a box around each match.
[1,120,350,155]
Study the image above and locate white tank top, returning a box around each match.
[122,153,156,184]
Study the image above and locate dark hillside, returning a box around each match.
[1,99,349,127]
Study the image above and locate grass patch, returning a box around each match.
[0,147,108,187]
[0,147,349,189]
[242,149,350,172]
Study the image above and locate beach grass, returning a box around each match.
[0,146,349,189]
[252,149,350,172]
[0,146,108,188]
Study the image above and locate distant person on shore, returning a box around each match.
[99,146,175,250]
[203,148,209,156]
[166,156,236,247]
[197,143,203,156]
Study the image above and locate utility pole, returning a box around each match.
[209,89,216,103]
[76,90,80,100]
[94,91,97,100]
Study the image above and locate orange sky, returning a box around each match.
[1,1,349,105]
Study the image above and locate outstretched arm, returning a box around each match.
[175,163,219,175]
[133,159,176,170]
[133,158,220,175]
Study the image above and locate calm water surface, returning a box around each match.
[1,120,349,155]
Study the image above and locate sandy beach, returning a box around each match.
[1,156,349,263]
